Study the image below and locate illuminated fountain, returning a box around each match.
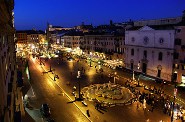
[81,82,134,104]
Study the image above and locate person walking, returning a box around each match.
[86,109,90,117]
[143,98,146,111]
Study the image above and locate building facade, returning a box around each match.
[125,26,175,81]
[63,35,83,49]
[134,17,182,27]
[0,0,22,121]
[16,31,27,44]
[173,26,185,83]
[82,34,125,61]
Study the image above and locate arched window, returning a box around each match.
[131,49,134,56]
[158,52,163,61]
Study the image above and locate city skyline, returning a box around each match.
[14,0,185,30]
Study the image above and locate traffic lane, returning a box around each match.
[38,58,103,121]
[29,58,90,122]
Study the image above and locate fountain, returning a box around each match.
[81,83,134,104]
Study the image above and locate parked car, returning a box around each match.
[40,104,51,117]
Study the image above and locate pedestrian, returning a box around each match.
[86,109,90,117]
[74,94,77,100]
[143,98,146,110]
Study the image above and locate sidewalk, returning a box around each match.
[17,58,35,122]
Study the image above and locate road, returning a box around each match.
[26,57,90,122]
[25,56,173,122]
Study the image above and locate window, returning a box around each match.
[143,36,149,45]
[175,38,181,45]
[131,49,134,56]
[159,38,164,44]
[158,52,163,61]
[144,50,147,58]
[182,65,185,70]
[173,52,179,59]
[176,29,181,33]
[131,37,135,42]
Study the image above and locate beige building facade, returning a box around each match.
[125,26,175,81]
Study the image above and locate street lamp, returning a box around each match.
[48,56,52,72]
[89,52,92,67]
[133,70,135,81]
[76,70,82,101]
[137,62,141,86]
[171,85,177,122]
[114,72,117,84]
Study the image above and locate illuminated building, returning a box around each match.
[16,31,27,44]
[0,0,22,121]
[173,26,185,83]
[46,23,72,45]
[125,26,175,81]
[73,22,93,33]
[63,31,84,49]
[134,16,182,27]
[82,33,125,61]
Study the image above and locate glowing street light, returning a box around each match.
[76,70,83,101]
[89,52,92,67]
[137,61,141,86]
[114,72,118,84]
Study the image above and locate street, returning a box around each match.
[22,55,177,122]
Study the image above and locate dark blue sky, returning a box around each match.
[14,0,185,30]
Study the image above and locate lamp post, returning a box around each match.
[133,70,135,81]
[114,72,117,84]
[48,56,52,72]
[171,86,177,122]
[90,52,92,67]
[137,62,140,86]
[76,70,82,101]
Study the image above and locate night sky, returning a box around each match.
[14,0,185,30]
